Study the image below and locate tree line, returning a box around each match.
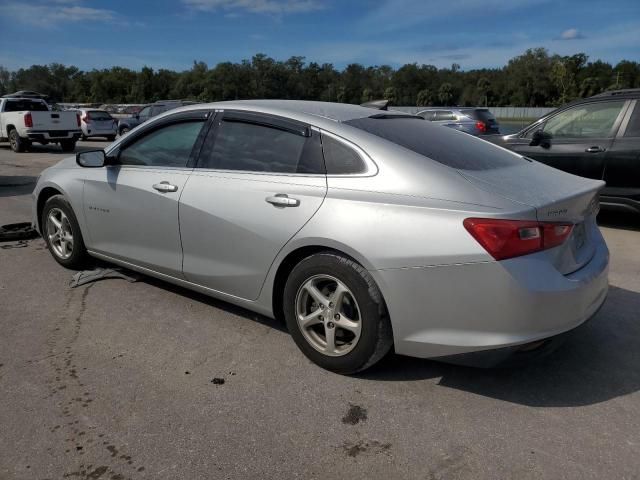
[1,48,639,107]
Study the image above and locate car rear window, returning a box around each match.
[4,100,49,112]
[465,109,497,123]
[88,110,112,120]
[344,116,525,171]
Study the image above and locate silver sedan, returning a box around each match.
[32,100,609,373]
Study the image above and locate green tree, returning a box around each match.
[416,89,432,106]
[383,86,397,105]
[476,77,490,106]
[438,83,453,105]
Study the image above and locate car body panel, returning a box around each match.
[180,170,327,300]
[82,166,191,277]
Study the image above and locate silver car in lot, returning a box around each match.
[32,100,609,373]
[75,108,118,141]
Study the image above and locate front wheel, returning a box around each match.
[42,195,89,269]
[283,252,393,374]
[119,127,130,136]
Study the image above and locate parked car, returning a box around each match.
[0,97,81,152]
[417,107,500,135]
[76,108,117,141]
[117,100,197,136]
[33,100,608,373]
[487,89,640,214]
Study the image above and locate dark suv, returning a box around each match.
[117,100,197,136]
[489,89,640,214]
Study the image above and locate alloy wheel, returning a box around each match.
[46,208,74,259]
[295,274,362,357]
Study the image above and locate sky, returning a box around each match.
[0,0,639,72]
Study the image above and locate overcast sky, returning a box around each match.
[1,0,638,71]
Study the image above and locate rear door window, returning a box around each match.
[198,114,324,174]
[345,116,526,171]
[434,111,456,121]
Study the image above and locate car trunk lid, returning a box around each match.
[458,160,603,274]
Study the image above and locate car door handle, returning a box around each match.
[152,182,178,193]
[585,146,606,153]
[266,194,300,207]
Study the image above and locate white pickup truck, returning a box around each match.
[0,97,82,153]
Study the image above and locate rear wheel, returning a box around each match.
[9,129,26,153]
[283,252,393,374]
[60,139,76,152]
[41,195,89,269]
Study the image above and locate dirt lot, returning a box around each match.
[1,141,639,480]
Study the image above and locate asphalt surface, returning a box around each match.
[1,140,639,480]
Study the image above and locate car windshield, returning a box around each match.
[4,100,49,112]
[88,110,112,120]
[344,116,525,171]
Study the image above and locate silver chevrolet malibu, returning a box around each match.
[32,100,609,373]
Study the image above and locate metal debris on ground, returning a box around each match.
[0,222,39,242]
[0,240,31,250]
[70,267,140,288]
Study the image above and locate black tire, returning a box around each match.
[119,127,129,136]
[41,195,89,269]
[8,129,26,153]
[106,135,116,142]
[60,139,77,152]
[283,252,393,374]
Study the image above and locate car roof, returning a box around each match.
[195,100,412,123]
[590,88,640,99]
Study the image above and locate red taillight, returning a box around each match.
[475,121,487,133]
[463,218,573,260]
[24,113,33,128]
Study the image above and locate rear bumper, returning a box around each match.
[372,227,609,361]
[27,130,82,142]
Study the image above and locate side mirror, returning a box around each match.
[529,129,552,148]
[76,149,106,168]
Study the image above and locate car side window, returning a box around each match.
[623,103,640,137]
[434,111,456,121]
[321,134,366,175]
[151,105,169,117]
[118,120,204,167]
[543,101,625,139]
[420,111,436,120]
[199,118,324,174]
[138,106,152,118]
